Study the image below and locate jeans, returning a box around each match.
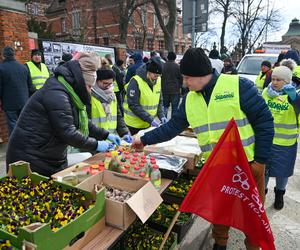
[163,93,180,118]
[265,169,289,190]
[5,109,21,135]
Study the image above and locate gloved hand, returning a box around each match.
[161,117,168,124]
[123,134,133,143]
[107,134,121,145]
[96,141,110,152]
[283,84,297,101]
[151,120,160,127]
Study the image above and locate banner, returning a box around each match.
[180,119,275,250]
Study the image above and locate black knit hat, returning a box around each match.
[62,53,73,62]
[180,48,213,77]
[96,69,115,80]
[261,60,272,68]
[167,51,177,61]
[31,49,42,57]
[146,57,163,74]
[2,46,15,58]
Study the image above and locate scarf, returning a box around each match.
[92,84,115,115]
[58,76,89,136]
[266,83,284,99]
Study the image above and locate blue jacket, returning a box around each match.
[125,53,144,83]
[141,72,275,164]
[0,59,35,110]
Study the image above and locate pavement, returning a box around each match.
[0,143,299,249]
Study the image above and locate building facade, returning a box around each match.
[46,0,190,54]
[282,18,300,52]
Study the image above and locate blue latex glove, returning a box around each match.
[107,134,121,145]
[283,84,297,101]
[161,117,168,124]
[151,120,160,127]
[123,134,133,143]
[97,141,110,152]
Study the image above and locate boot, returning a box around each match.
[213,243,227,250]
[274,188,285,210]
[265,188,268,195]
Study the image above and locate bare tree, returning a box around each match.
[232,0,281,55]
[211,0,236,54]
[151,0,177,51]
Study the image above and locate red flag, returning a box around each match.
[180,119,275,250]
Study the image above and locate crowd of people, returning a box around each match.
[1,44,300,250]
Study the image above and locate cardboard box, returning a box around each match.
[78,170,163,230]
[51,162,91,180]
[1,161,105,250]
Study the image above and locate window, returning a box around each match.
[158,40,164,50]
[28,3,39,15]
[103,37,109,46]
[141,6,147,26]
[61,18,66,33]
[153,14,157,28]
[135,37,143,50]
[72,11,80,30]
[147,39,154,51]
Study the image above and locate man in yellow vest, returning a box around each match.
[123,57,167,135]
[255,60,272,92]
[91,68,132,143]
[25,49,50,90]
[131,48,275,250]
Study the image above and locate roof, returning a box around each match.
[282,18,300,37]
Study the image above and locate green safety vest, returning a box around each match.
[110,65,120,93]
[186,74,255,161]
[262,89,299,146]
[91,95,117,134]
[293,65,300,79]
[123,75,161,128]
[26,61,49,89]
[255,71,266,93]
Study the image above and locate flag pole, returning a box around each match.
[159,211,181,250]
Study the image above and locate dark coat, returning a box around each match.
[141,71,275,164]
[161,60,183,95]
[6,61,109,177]
[0,58,35,111]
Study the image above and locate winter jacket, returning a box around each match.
[141,71,274,164]
[112,64,125,92]
[161,60,183,95]
[0,58,35,111]
[125,53,144,83]
[6,61,109,177]
[125,66,165,124]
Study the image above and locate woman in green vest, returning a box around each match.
[91,68,132,143]
[262,65,300,210]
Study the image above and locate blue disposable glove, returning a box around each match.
[283,84,297,101]
[97,141,110,152]
[161,117,168,124]
[123,134,133,143]
[107,134,121,145]
[151,120,160,127]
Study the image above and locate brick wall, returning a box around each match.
[0,7,31,143]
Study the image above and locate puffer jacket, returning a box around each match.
[6,61,109,177]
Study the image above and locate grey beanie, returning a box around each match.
[3,46,15,58]
[272,66,293,84]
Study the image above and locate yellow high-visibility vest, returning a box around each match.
[255,71,266,93]
[123,75,161,128]
[262,89,298,146]
[26,61,49,89]
[186,74,255,161]
[91,95,117,134]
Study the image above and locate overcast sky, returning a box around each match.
[272,0,300,40]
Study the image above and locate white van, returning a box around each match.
[237,53,278,82]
